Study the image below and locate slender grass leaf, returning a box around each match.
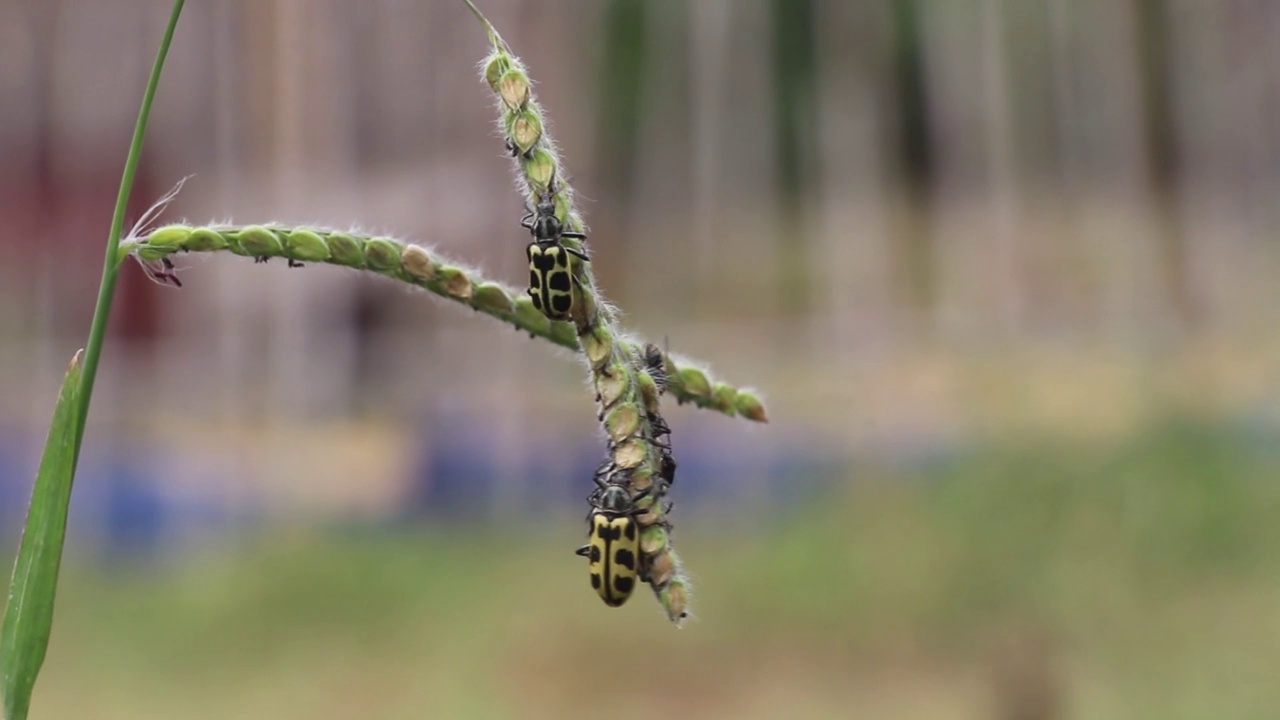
[1,351,84,720]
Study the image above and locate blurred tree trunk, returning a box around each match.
[812,0,896,348]
[978,0,1023,336]
[770,0,819,314]
[593,0,649,220]
[1135,0,1196,330]
[888,0,936,329]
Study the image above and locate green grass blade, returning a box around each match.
[0,2,184,716]
[0,351,84,720]
[76,0,185,458]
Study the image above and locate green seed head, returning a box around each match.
[640,524,668,558]
[548,319,578,348]
[510,110,542,156]
[327,232,365,267]
[523,148,556,191]
[237,226,283,257]
[436,266,473,300]
[513,295,552,336]
[629,466,656,497]
[364,237,403,273]
[646,545,675,587]
[711,383,737,414]
[483,52,509,91]
[661,578,690,625]
[123,217,764,420]
[285,229,330,262]
[593,376,624,415]
[146,224,193,248]
[613,438,648,469]
[636,370,659,415]
[604,403,641,445]
[185,228,227,252]
[472,282,514,315]
[595,372,627,411]
[402,244,436,281]
[580,326,613,368]
[736,390,768,422]
[498,67,530,110]
[570,278,596,328]
[554,194,574,225]
[677,366,712,399]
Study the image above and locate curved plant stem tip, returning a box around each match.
[460,0,509,54]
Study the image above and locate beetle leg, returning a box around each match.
[562,245,591,263]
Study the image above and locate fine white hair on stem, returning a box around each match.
[122,175,192,246]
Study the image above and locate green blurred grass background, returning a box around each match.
[26,416,1280,720]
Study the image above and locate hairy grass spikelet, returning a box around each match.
[120,224,754,422]
[462,0,705,622]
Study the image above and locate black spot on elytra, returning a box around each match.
[624,523,637,541]
[548,271,571,292]
[552,250,570,270]
[551,293,572,314]
[529,270,541,290]
[591,573,602,589]
[589,546,602,563]
[614,548,636,570]
[533,250,557,271]
[613,575,635,594]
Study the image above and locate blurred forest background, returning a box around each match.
[1,0,1279,718]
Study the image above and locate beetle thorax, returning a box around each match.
[599,485,631,514]
[534,214,560,240]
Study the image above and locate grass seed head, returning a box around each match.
[612,438,648,469]
[146,224,193,248]
[513,295,553,335]
[186,227,227,252]
[510,111,542,155]
[286,229,331,262]
[436,266,474,300]
[326,232,366,267]
[236,226,283,257]
[473,282,515,315]
[604,403,642,444]
[736,390,768,422]
[498,67,530,110]
[676,366,712,400]
[364,237,403,273]
[122,222,754,419]
[661,578,690,625]
[711,383,737,414]
[483,53,509,91]
[402,244,436,280]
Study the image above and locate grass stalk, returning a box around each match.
[122,225,766,422]
[77,0,186,459]
[0,3,185,717]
